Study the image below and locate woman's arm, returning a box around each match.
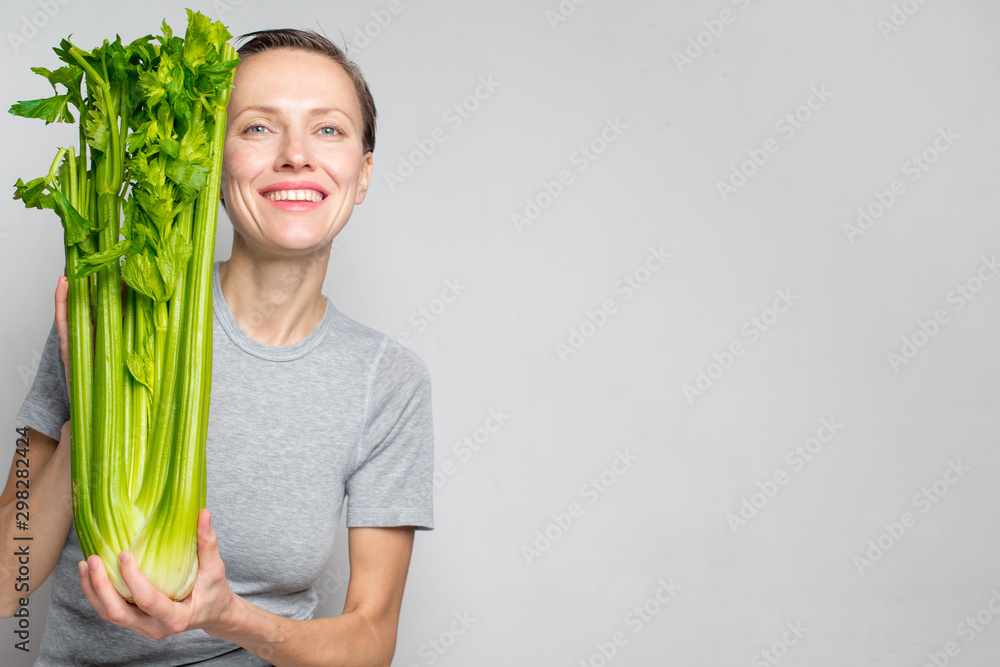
[0,279,84,616]
[214,526,415,666]
[79,520,416,667]
[0,424,75,617]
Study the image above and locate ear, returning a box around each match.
[354,151,374,205]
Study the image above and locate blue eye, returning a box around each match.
[245,124,268,133]
[319,125,342,136]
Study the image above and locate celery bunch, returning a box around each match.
[10,10,237,601]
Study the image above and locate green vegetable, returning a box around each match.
[10,10,238,601]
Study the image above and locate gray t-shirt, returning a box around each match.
[16,261,434,666]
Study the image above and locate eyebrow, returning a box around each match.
[235,105,356,124]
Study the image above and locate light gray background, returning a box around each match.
[2,0,999,665]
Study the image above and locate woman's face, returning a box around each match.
[221,48,373,259]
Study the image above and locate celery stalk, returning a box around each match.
[11,11,237,601]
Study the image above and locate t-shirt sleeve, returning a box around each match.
[16,321,70,441]
[345,337,434,531]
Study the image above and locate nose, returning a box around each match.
[274,130,313,171]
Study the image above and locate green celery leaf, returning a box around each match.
[50,190,94,245]
[171,92,192,123]
[165,156,209,196]
[181,11,213,68]
[121,248,167,302]
[9,95,74,124]
[52,38,75,66]
[154,106,181,158]
[158,19,174,48]
[126,335,154,389]
[14,177,54,210]
[71,238,134,278]
[126,120,152,153]
[156,226,192,300]
[138,69,167,109]
[106,36,133,83]
[83,113,110,152]
[135,188,175,238]
[120,197,145,245]
[159,133,181,159]
[31,65,84,94]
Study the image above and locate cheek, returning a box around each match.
[220,155,237,197]
[329,153,363,185]
[219,172,242,208]
[222,144,259,188]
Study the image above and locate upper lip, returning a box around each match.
[258,181,329,198]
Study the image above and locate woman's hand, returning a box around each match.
[54,277,71,397]
[78,509,240,640]
[54,275,123,399]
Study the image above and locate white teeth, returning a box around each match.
[263,189,324,202]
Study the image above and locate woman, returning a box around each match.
[0,29,434,666]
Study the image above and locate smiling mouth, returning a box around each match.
[262,189,326,203]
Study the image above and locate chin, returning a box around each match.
[271,233,339,255]
[262,222,335,247]
[234,218,344,257]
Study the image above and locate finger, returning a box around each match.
[54,277,70,394]
[79,559,110,621]
[196,509,226,575]
[85,555,129,609]
[118,551,183,626]
[84,555,164,639]
[79,564,108,623]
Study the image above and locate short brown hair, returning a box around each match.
[235,29,377,155]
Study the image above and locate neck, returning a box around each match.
[219,244,331,346]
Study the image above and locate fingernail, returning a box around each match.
[119,551,130,565]
[88,558,98,572]
[78,561,86,577]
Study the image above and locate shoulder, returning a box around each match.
[326,304,431,387]
[376,338,431,388]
